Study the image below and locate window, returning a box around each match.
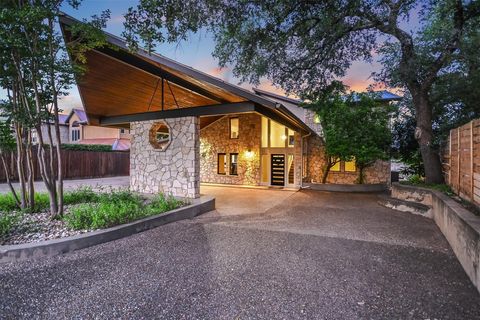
[149,122,171,151]
[230,118,239,139]
[288,128,295,147]
[120,128,125,134]
[217,153,227,175]
[344,159,356,172]
[261,117,269,147]
[31,129,38,144]
[230,153,238,175]
[261,117,296,148]
[71,128,80,142]
[331,158,341,172]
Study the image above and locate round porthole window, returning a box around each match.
[149,122,171,151]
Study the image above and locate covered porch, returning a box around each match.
[60,14,311,199]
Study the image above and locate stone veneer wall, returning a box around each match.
[130,117,200,198]
[304,134,391,184]
[200,113,261,185]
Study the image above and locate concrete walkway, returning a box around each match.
[1,188,479,319]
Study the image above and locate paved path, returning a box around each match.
[0,176,130,193]
[1,188,479,319]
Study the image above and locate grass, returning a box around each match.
[63,190,184,230]
[400,174,454,196]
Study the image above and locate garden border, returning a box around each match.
[303,182,387,193]
[0,195,215,263]
[391,183,480,293]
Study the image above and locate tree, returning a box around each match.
[123,0,480,184]
[305,81,391,184]
[0,0,109,217]
[0,119,20,206]
[391,24,480,177]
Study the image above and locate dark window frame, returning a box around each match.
[229,117,239,139]
[230,153,239,175]
[217,153,227,175]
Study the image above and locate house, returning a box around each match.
[60,14,400,198]
[63,108,131,150]
[35,109,131,150]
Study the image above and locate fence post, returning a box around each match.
[457,127,461,191]
[471,120,474,200]
[449,129,452,185]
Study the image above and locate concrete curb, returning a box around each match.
[303,182,387,193]
[391,183,480,293]
[0,196,215,263]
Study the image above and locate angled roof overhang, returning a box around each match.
[59,14,312,134]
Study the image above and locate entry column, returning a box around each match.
[130,116,200,198]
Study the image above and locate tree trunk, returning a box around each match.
[0,152,20,206]
[25,132,35,209]
[14,124,27,209]
[412,90,444,184]
[321,156,335,183]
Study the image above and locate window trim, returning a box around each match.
[229,153,238,175]
[217,153,227,175]
[229,117,239,139]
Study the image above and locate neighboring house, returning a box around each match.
[63,109,131,150]
[34,109,131,150]
[60,14,401,198]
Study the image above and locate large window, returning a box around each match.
[230,118,239,139]
[331,158,341,172]
[230,153,238,175]
[261,117,295,148]
[344,159,356,172]
[217,153,227,175]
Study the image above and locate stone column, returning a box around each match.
[130,116,200,198]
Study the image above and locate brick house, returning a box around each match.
[60,14,400,198]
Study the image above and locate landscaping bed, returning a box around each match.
[0,187,184,245]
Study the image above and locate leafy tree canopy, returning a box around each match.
[304,81,392,184]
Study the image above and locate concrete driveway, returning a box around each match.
[1,188,479,319]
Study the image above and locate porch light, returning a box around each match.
[281,134,287,141]
[245,149,254,159]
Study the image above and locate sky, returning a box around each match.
[5,0,422,113]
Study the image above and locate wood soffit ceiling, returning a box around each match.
[77,49,247,122]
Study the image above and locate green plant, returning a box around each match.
[63,190,183,230]
[64,187,99,205]
[61,144,116,152]
[407,174,424,185]
[0,213,17,238]
[144,194,184,214]
[0,193,21,212]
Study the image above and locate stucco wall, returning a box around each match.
[305,134,391,184]
[83,125,119,140]
[200,114,261,185]
[130,117,200,198]
[39,124,69,145]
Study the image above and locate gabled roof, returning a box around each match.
[64,108,88,124]
[59,13,312,134]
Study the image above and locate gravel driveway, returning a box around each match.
[1,188,479,319]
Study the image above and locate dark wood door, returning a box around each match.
[271,154,285,186]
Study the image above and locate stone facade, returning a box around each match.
[304,134,391,184]
[200,114,261,185]
[130,117,200,198]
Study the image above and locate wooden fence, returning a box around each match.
[0,149,130,182]
[444,119,480,206]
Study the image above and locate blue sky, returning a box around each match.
[3,1,422,113]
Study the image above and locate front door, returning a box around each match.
[271,154,285,186]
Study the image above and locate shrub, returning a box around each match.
[61,144,115,152]
[64,187,99,205]
[145,194,184,214]
[0,193,20,212]
[0,213,17,238]
[63,190,183,230]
